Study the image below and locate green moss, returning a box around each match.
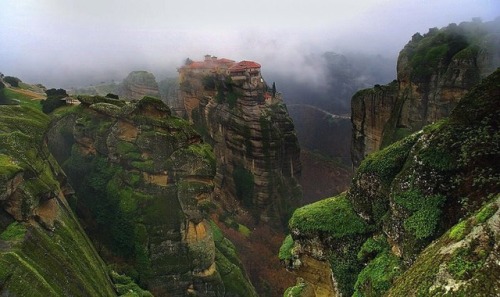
[209,221,257,296]
[394,189,446,239]
[131,160,155,172]
[278,234,294,261]
[357,235,387,262]
[289,193,368,237]
[353,251,401,297]
[237,224,251,237]
[0,153,23,179]
[418,145,455,171]
[474,203,498,223]
[216,248,256,297]
[448,220,469,241]
[283,282,306,297]
[110,270,153,297]
[117,141,142,161]
[406,25,469,81]
[358,135,417,186]
[447,247,485,280]
[90,102,122,117]
[329,248,363,296]
[0,222,27,241]
[188,143,216,169]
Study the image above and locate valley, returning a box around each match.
[1,14,499,297]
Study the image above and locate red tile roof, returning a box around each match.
[229,61,261,72]
[182,57,260,72]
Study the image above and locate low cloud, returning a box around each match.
[0,0,498,88]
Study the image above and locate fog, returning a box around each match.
[0,0,498,88]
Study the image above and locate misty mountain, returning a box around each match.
[270,51,396,114]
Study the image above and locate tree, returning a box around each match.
[3,76,21,87]
[0,81,6,104]
[41,88,68,113]
[106,93,119,99]
[272,82,276,98]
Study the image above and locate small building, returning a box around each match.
[228,61,261,83]
[61,97,79,105]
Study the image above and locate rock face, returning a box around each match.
[351,19,500,167]
[280,68,500,296]
[0,104,116,296]
[178,57,302,225]
[48,96,256,296]
[119,71,160,101]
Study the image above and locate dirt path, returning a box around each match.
[8,87,46,100]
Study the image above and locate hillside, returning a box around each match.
[280,67,499,296]
[0,93,117,296]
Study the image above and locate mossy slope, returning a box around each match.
[281,68,500,296]
[0,101,116,296]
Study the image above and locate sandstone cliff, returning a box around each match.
[178,58,302,225]
[0,102,117,296]
[119,71,160,101]
[352,18,500,167]
[48,96,256,296]
[280,68,500,296]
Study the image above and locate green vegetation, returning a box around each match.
[447,246,486,280]
[357,235,386,262]
[41,88,68,114]
[0,153,23,179]
[3,76,21,87]
[358,134,417,186]
[211,221,258,297]
[283,282,305,297]
[1,88,43,110]
[329,249,363,296]
[474,202,498,223]
[394,189,446,239]
[0,222,27,241]
[110,270,153,297]
[214,76,241,108]
[353,251,401,297]
[0,104,116,296]
[289,193,368,237]
[278,235,294,261]
[406,24,469,81]
[232,165,255,208]
[448,220,469,241]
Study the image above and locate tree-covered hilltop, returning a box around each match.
[280,67,500,296]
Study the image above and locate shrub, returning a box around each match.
[41,88,68,114]
[3,76,21,87]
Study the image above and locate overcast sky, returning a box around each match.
[1,0,498,88]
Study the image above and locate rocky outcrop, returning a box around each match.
[48,96,256,296]
[351,19,500,167]
[119,71,160,101]
[178,59,302,225]
[0,104,116,296]
[280,68,500,296]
